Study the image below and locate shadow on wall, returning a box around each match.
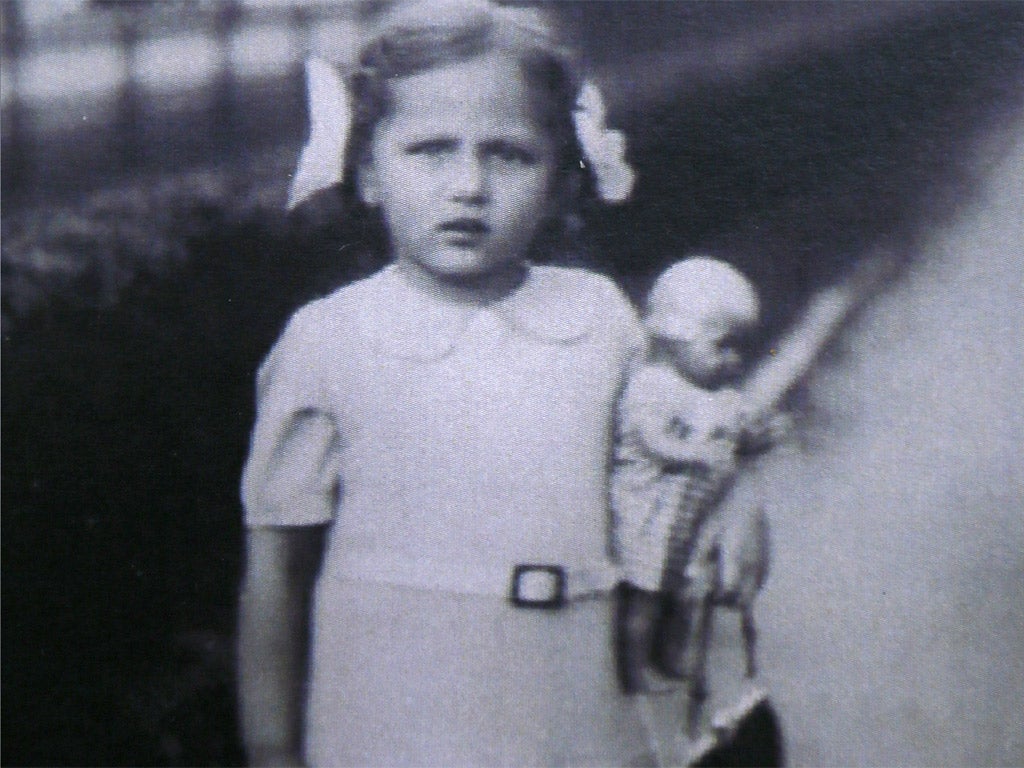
[598,2,1024,337]
[2,3,1023,766]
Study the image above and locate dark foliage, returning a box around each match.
[2,169,369,765]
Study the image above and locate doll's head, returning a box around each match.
[344,0,602,286]
[645,257,760,389]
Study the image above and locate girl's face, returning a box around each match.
[358,54,558,287]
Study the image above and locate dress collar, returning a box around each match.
[355,264,597,361]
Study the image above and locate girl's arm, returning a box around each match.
[238,525,325,767]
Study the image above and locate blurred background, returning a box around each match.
[3,1,1023,765]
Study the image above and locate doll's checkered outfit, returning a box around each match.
[611,363,743,594]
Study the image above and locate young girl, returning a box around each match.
[237,2,650,765]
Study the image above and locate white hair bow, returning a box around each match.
[573,82,635,204]
[287,58,351,210]
[285,64,635,209]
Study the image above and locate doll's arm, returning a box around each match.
[238,526,325,767]
[736,407,793,455]
[740,254,894,414]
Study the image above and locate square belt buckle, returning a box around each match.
[510,564,567,609]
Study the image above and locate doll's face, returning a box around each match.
[358,54,557,287]
[667,311,752,390]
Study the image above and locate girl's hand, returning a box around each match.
[716,505,770,606]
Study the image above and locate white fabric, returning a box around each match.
[306,582,654,766]
[241,264,648,765]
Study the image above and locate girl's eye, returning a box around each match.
[406,140,453,157]
[484,141,537,166]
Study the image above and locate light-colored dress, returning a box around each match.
[242,264,652,766]
[611,363,744,592]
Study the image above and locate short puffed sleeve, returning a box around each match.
[241,304,344,527]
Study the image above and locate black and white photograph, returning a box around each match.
[3,1,1023,765]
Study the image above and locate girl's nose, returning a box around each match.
[449,152,488,204]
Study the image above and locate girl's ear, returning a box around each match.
[356,155,381,206]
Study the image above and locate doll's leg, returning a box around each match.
[652,591,692,680]
[741,604,758,678]
[614,583,664,694]
[655,535,717,681]
[685,591,715,737]
[653,518,699,678]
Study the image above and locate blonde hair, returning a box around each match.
[349,1,587,195]
[338,0,598,263]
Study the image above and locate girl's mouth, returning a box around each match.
[438,219,489,239]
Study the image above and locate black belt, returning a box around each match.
[509,564,569,608]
